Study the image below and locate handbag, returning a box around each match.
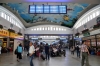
[14,47,18,55]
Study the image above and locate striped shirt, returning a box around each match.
[81,44,88,52]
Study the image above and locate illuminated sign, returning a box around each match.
[29,5,67,14]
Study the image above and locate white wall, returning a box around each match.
[73,4,100,34]
[0,5,25,35]
[25,25,73,34]
[73,15,99,34]
[0,17,24,34]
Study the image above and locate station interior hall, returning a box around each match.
[0,0,100,66]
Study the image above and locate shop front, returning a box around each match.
[82,34,100,55]
[0,29,23,53]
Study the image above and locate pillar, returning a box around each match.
[7,37,10,48]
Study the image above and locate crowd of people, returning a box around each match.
[14,40,100,66]
[34,42,66,59]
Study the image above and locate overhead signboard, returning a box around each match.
[29,5,67,14]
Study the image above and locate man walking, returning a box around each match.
[29,42,35,66]
[76,45,80,58]
[0,45,2,54]
[81,41,90,66]
[45,43,50,60]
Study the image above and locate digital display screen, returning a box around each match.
[29,5,67,14]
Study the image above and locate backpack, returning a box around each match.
[14,47,18,55]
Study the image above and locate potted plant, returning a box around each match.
[0,24,3,29]
[82,29,89,34]
[93,23,100,29]
[75,32,80,36]
[18,32,22,35]
[8,29,15,33]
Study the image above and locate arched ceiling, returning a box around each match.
[1,3,91,28]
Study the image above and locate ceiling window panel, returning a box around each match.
[62,28,64,31]
[34,28,36,31]
[16,22,18,26]
[87,16,90,22]
[53,27,55,31]
[37,28,39,30]
[4,13,6,19]
[42,27,44,30]
[81,21,83,26]
[48,27,50,30]
[0,11,1,17]
[93,13,95,18]
[79,23,81,27]
[90,15,92,20]
[39,27,41,30]
[59,28,61,31]
[51,27,53,31]
[45,27,47,30]
[96,11,99,16]
[56,27,58,31]
[12,18,13,23]
[7,15,9,21]
[13,20,15,25]
[1,12,4,18]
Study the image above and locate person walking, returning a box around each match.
[76,45,80,58]
[81,41,90,66]
[0,46,2,54]
[17,43,23,62]
[29,42,35,66]
[70,46,75,55]
[45,43,50,60]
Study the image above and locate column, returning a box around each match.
[7,37,10,48]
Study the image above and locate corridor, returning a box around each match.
[0,50,100,66]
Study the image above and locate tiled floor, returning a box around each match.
[0,50,100,66]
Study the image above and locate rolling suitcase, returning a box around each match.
[41,54,45,60]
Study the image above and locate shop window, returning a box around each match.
[91,39,96,47]
[97,39,100,47]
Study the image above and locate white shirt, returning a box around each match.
[0,46,2,54]
[0,46,1,51]
[29,45,35,54]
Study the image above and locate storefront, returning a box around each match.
[0,29,23,53]
[82,33,100,55]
